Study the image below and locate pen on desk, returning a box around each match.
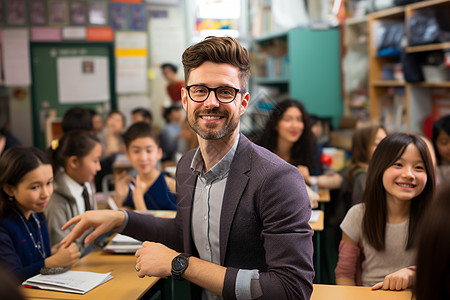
[23,285,40,289]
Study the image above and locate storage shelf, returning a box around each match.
[407,0,450,10]
[254,77,289,85]
[344,16,368,26]
[369,6,404,19]
[406,42,450,53]
[412,81,450,88]
[253,31,288,43]
[372,80,406,87]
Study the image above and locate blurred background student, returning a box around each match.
[432,114,450,183]
[0,147,80,282]
[0,120,21,157]
[161,63,185,105]
[255,99,342,191]
[131,107,153,125]
[45,130,102,254]
[414,184,450,300]
[114,122,176,211]
[88,109,104,141]
[160,104,185,162]
[346,124,387,206]
[103,110,126,157]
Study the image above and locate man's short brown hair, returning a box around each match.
[182,36,251,91]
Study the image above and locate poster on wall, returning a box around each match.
[89,1,108,25]
[6,0,26,26]
[129,4,146,30]
[57,56,109,103]
[2,29,31,86]
[110,2,127,30]
[49,0,67,25]
[115,32,148,94]
[29,0,47,25]
[69,1,87,26]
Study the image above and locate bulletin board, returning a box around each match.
[30,42,116,150]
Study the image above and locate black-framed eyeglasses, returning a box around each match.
[186,85,245,103]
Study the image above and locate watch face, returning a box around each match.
[172,256,186,271]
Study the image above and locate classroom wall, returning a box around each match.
[0,0,188,147]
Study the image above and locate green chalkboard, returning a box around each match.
[30,42,116,150]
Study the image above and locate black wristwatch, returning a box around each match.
[171,253,191,280]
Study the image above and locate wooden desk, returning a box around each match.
[23,251,159,300]
[317,189,330,203]
[311,284,412,300]
[309,210,324,231]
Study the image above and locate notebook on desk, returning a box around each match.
[103,233,142,254]
[23,271,113,294]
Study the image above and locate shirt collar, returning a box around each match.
[62,172,86,197]
[190,134,240,182]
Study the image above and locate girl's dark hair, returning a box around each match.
[346,124,386,187]
[61,107,93,133]
[432,114,450,164]
[414,184,450,300]
[123,121,159,149]
[255,99,319,173]
[0,146,51,217]
[362,132,435,251]
[48,130,100,174]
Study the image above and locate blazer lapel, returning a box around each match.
[176,151,198,255]
[219,134,251,265]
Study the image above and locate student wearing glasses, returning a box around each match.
[60,36,314,300]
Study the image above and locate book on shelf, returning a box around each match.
[22,271,113,294]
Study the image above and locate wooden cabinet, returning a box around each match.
[368,0,450,133]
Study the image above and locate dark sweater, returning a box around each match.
[0,210,51,281]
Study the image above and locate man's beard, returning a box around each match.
[187,107,239,140]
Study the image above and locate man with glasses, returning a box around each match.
[61,36,314,300]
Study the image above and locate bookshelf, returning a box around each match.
[367,0,450,133]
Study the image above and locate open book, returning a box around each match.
[23,271,113,294]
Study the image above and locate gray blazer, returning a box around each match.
[123,133,314,299]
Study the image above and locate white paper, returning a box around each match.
[57,56,110,103]
[149,16,185,65]
[2,29,31,86]
[111,234,141,245]
[62,27,87,40]
[309,210,320,223]
[103,234,142,253]
[272,0,309,28]
[23,271,113,294]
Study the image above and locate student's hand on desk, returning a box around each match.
[45,243,80,268]
[297,165,311,184]
[60,210,126,247]
[135,241,178,278]
[371,267,415,290]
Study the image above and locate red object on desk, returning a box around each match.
[321,153,333,167]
